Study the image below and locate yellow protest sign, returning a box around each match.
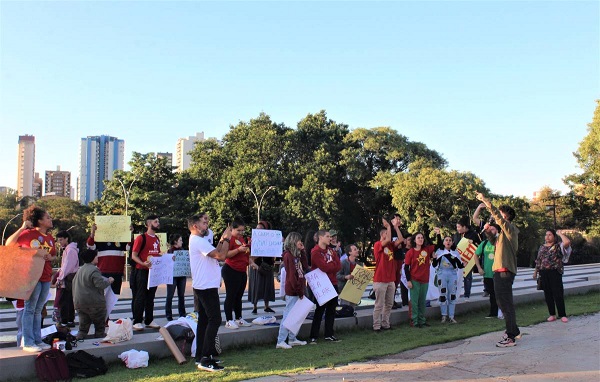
[339,264,374,304]
[94,215,132,243]
[456,237,478,277]
[0,246,45,300]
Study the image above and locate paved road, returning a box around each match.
[248,313,600,382]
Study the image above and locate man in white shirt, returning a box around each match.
[188,213,231,372]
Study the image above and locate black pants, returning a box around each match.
[101,272,123,295]
[132,269,158,325]
[166,276,187,320]
[483,277,498,316]
[310,285,338,339]
[540,269,566,317]
[463,270,473,297]
[400,282,409,306]
[194,288,222,362]
[494,271,519,340]
[222,264,247,321]
[59,288,75,324]
[77,305,107,338]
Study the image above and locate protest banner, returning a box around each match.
[305,269,337,305]
[339,264,373,304]
[282,297,314,335]
[250,229,283,257]
[456,237,478,277]
[0,246,45,300]
[172,250,191,277]
[147,255,174,288]
[94,215,131,243]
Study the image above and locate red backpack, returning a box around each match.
[35,349,71,382]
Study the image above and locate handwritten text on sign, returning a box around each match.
[339,264,373,304]
[456,237,478,277]
[305,269,337,305]
[250,229,283,257]
[172,250,191,277]
[94,215,131,243]
[147,255,174,289]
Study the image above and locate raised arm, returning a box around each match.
[473,203,486,227]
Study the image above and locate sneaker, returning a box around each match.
[76,333,86,340]
[485,315,495,319]
[23,345,42,353]
[225,320,239,330]
[197,360,224,372]
[324,336,341,342]
[276,342,292,349]
[146,321,160,329]
[264,307,275,313]
[498,315,504,320]
[373,328,381,333]
[503,332,522,340]
[547,316,556,322]
[561,317,569,323]
[196,356,222,365]
[236,318,252,327]
[483,291,490,297]
[132,323,144,331]
[441,316,447,323]
[288,339,307,346]
[67,322,76,328]
[36,342,51,350]
[496,337,516,347]
[251,308,257,314]
[449,318,458,324]
[308,338,317,345]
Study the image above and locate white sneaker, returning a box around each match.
[288,339,307,346]
[133,323,145,331]
[146,321,160,329]
[236,318,252,327]
[36,343,51,350]
[276,342,292,349]
[225,320,239,329]
[23,345,42,353]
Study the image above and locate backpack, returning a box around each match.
[35,349,70,382]
[166,325,195,357]
[66,350,108,378]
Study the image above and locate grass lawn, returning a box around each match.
[20,291,600,382]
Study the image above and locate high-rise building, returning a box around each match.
[45,166,71,197]
[156,152,173,169]
[78,135,125,205]
[17,135,35,198]
[33,172,43,198]
[175,132,205,172]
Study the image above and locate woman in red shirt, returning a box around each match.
[222,219,256,329]
[6,205,57,352]
[404,232,436,328]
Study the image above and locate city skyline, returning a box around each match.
[1,1,598,199]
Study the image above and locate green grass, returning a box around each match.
[20,292,600,382]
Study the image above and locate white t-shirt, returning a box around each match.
[204,229,214,245]
[189,234,221,290]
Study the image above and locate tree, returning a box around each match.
[36,196,92,247]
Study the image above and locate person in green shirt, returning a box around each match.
[473,223,502,319]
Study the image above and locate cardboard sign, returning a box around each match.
[282,297,314,335]
[147,255,174,288]
[94,215,131,243]
[250,229,283,257]
[305,269,338,306]
[0,246,45,300]
[339,264,373,304]
[456,237,478,277]
[172,250,191,277]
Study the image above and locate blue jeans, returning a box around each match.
[23,281,50,346]
[277,295,300,343]
[437,270,458,318]
[16,309,24,347]
[165,276,187,320]
[463,271,473,297]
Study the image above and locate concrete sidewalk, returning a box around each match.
[249,313,600,382]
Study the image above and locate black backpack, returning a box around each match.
[35,349,70,382]
[66,350,108,378]
[166,325,195,357]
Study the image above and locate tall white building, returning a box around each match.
[17,135,35,198]
[176,132,204,172]
[45,166,71,197]
[78,135,125,205]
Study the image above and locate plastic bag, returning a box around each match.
[252,316,276,325]
[104,318,133,344]
[118,349,149,369]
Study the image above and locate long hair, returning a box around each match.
[23,205,46,227]
[284,232,303,258]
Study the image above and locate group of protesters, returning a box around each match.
[5,191,573,372]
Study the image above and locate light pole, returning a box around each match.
[116,175,140,216]
[246,186,275,224]
[1,213,23,245]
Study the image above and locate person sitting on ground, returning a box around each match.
[72,249,114,340]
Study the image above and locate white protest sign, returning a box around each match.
[282,297,314,335]
[172,250,191,277]
[250,229,283,257]
[105,286,118,319]
[305,269,338,306]
[147,255,173,288]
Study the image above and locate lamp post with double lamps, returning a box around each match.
[246,186,275,224]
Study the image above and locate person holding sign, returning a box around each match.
[452,216,481,299]
[165,234,187,321]
[130,215,162,331]
[309,230,342,344]
[404,232,436,328]
[336,244,362,304]
[222,219,255,330]
[5,205,57,353]
[372,218,403,332]
[432,228,463,324]
[276,232,309,349]
[188,213,232,372]
[248,220,276,314]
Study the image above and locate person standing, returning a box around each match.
[452,217,481,299]
[309,230,342,344]
[336,243,362,304]
[165,234,187,321]
[473,223,502,319]
[55,230,79,327]
[188,213,231,372]
[248,220,276,314]
[432,228,463,324]
[404,232,436,328]
[130,215,162,331]
[6,205,57,352]
[477,192,520,347]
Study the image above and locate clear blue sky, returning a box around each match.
[1,1,598,198]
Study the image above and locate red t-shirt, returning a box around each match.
[17,229,56,282]
[404,245,435,284]
[310,245,341,285]
[225,235,250,272]
[132,233,161,270]
[373,241,397,283]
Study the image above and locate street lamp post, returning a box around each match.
[1,213,23,245]
[116,176,140,216]
[246,186,275,224]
